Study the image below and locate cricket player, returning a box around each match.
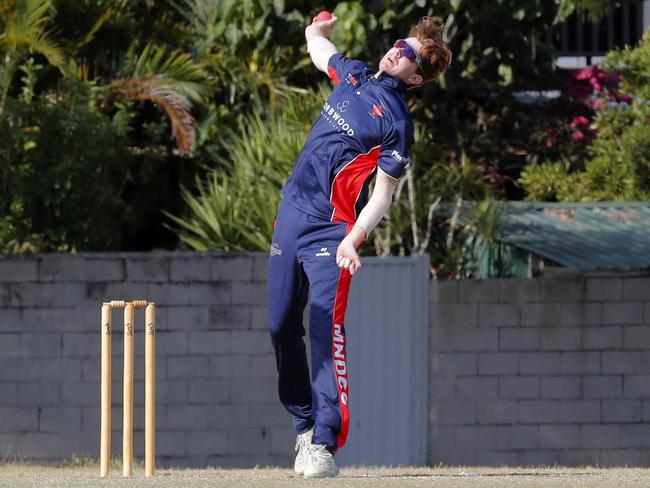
[268,11,451,478]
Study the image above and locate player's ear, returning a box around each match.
[407,73,423,86]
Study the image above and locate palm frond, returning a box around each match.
[104,75,196,155]
[130,43,210,102]
[2,0,65,68]
[75,7,117,50]
[169,0,220,36]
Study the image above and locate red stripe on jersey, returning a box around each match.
[327,66,340,85]
[332,238,352,451]
[330,146,380,224]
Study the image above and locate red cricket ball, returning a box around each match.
[313,10,333,22]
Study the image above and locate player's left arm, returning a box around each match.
[335,169,398,275]
[336,118,413,275]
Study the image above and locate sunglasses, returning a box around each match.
[393,39,422,71]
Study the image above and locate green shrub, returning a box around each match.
[0,78,131,252]
[166,89,325,251]
[519,161,576,201]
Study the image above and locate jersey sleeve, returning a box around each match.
[327,53,368,86]
[377,119,414,179]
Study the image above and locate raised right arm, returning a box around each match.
[305,16,339,74]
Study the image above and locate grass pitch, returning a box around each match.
[2,464,650,487]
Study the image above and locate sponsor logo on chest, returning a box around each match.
[345,73,359,86]
[369,99,386,119]
[321,101,355,136]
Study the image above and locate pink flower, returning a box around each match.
[576,66,595,80]
[590,78,602,92]
[571,116,590,127]
[572,131,585,141]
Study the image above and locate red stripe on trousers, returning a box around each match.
[330,146,380,224]
[332,223,353,450]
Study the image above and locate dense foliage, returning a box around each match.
[165,89,325,251]
[0,78,128,251]
[0,0,631,276]
[520,31,650,202]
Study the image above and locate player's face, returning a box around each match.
[378,36,423,84]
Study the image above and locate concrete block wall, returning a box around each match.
[0,252,293,468]
[3,252,650,468]
[429,276,650,467]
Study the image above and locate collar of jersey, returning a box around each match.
[365,70,408,94]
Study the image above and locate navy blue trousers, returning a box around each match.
[268,200,353,452]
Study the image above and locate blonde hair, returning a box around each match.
[409,17,452,81]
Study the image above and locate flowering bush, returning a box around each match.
[560,65,631,144]
[570,115,594,142]
[520,30,650,202]
[562,65,628,108]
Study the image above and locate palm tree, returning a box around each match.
[101,43,210,155]
[0,0,65,114]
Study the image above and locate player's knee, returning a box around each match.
[269,315,308,342]
[268,315,283,338]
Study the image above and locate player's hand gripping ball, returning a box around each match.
[313,10,333,22]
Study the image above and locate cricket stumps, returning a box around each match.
[100,300,156,478]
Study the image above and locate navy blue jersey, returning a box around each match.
[281,53,414,224]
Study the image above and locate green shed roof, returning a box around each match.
[497,201,650,270]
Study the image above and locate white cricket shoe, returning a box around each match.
[293,428,313,475]
[303,444,339,478]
